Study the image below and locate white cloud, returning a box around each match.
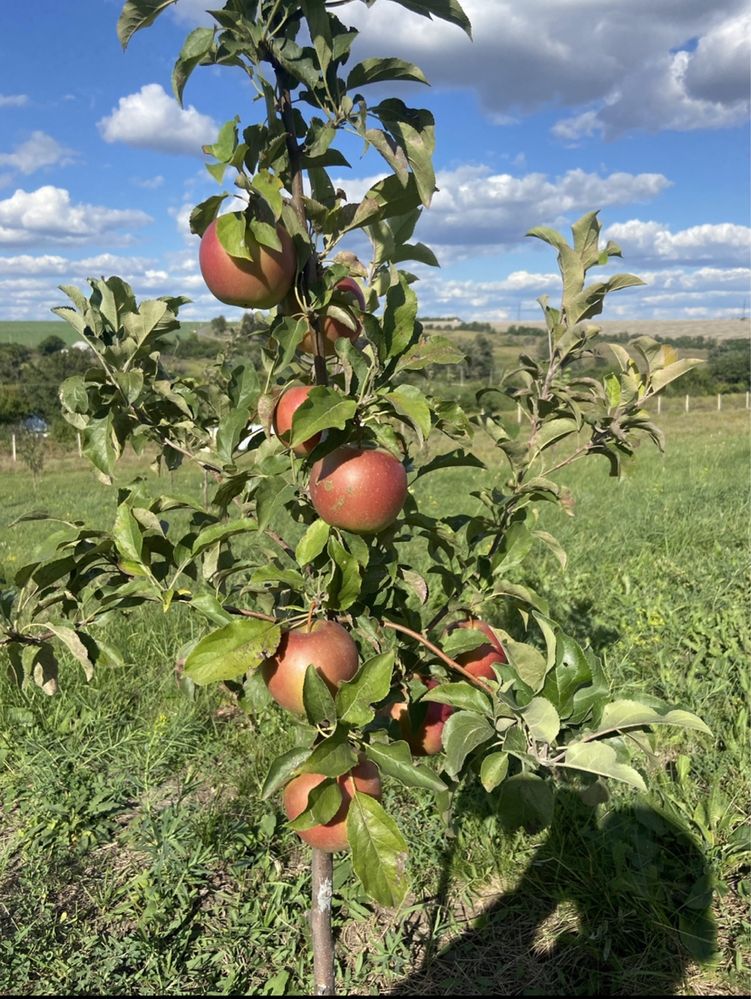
[0,94,29,108]
[0,186,152,247]
[133,174,165,189]
[346,0,749,139]
[605,219,751,265]
[98,83,218,156]
[337,166,671,251]
[0,131,77,175]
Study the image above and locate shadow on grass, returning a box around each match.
[393,789,715,996]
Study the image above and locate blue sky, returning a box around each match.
[0,0,748,322]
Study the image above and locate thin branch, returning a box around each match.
[382,620,494,694]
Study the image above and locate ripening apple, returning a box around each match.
[387,679,452,757]
[454,618,507,679]
[300,277,366,355]
[273,385,321,456]
[261,619,359,715]
[199,217,296,309]
[283,759,382,852]
[309,446,407,535]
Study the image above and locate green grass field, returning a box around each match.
[0,410,749,995]
[0,321,207,348]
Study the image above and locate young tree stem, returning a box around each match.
[311,848,336,995]
[382,620,494,694]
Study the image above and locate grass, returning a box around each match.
[0,408,749,995]
[0,321,207,348]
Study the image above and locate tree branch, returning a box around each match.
[382,620,494,694]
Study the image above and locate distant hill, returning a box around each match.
[489,319,750,342]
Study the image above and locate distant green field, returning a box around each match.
[0,320,208,347]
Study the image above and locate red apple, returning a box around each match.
[454,618,507,680]
[199,217,296,309]
[388,679,452,757]
[300,277,366,355]
[283,760,382,852]
[309,446,407,535]
[261,619,359,715]
[273,385,321,456]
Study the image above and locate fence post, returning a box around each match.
[657,395,662,416]
[77,432,83,458]
[11,433,16,463]
[717,393,722,412]
[685,394,690,414]
[747,391,750,410]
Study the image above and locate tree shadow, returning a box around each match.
[392,788,715,996]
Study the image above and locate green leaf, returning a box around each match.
[303,664,337,726]
[172,26,215,104]
[295,519,330,566]
[532,418,578,456]
[326,537,362,611]
[363,741,446,793]
[348,57,428,89]
[442,711,494,778]
[289,387,357,448]
[542,632,592,719]
[289,779,342,830]
[384,0,472,39]
[261,747,312,800]
[300,727,358,778]
[117,0,177,48]
[44,625,95,681]
[59,376,88,414]
[597,699,712,737]
[185,619,281,685]
[423,682,492,716]
[84,413,118,478]
[504,639,548,691]
[336,652,395,726]
[496,774,554,833]
[385,384,431,442]
[520,697,560,744]
[113,504,143,564]
[650,358,704,394]
[348,793,409,907]
[561,742,646,790]
[191,518,257,556]
[480,751,509,792]
[255,480,296,532]
[396,336,464,372]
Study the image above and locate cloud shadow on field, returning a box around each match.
[391,788,716,996]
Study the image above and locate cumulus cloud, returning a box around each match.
[336,166,671,251]
[0,94,29,108]
[0,131,77,175]
[0,186,152,247]
[605,219,751,266]
[98,83,218,156]
[345,0,749,139]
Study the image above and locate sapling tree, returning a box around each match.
[0,0,708,993]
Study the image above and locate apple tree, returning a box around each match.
[0,0,707,992]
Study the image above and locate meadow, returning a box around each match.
[0,407,749,995]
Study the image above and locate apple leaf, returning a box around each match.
[422,682,492,717]
[363,740,446,793]
[348,793,409,908]
[442,711,495,778]
[384,384,431,443]
[504,639,548,692]
[496,774,555,833]
[191,518,258,556]
[347,57,428,89]
[300,727,358,778]
[441,628,488,658]
[302,664,337,727]
[480,751,509,792]
[117,0,178,48]
[261,747,312,801]
[542,632,592,718]
[561,742,647,790]
[295,519,330,566]
[336,651,395,726]
[184,619,281,685]
[288,387,357,448]
[595,699,712,737]
[520,697,560,745]
[172,26,215,105]
[289,779,342,830]
[396,336,464,372]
